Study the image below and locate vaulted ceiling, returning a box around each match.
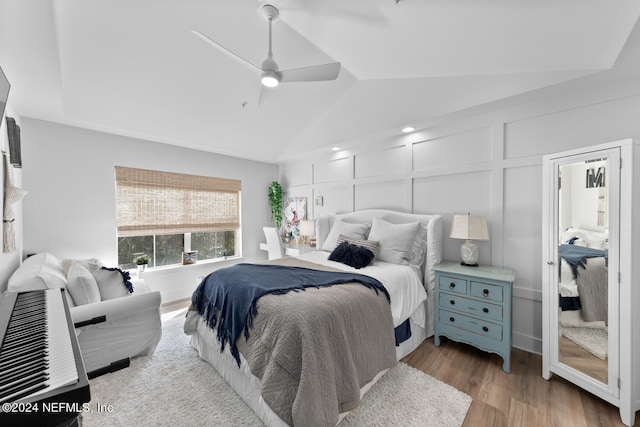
[1,0,639,163]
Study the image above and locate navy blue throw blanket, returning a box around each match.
[558,244,606,279]
[191,263,390,367]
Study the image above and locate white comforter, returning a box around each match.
[297,250,428,328]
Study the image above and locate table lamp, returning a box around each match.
[299,220,316,246]
[449,214,489,266]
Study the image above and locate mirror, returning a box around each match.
[556,157,609,383]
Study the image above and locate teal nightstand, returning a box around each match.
[433,261,516,373]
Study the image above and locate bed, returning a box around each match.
[183,209,443,426]
[558,227,608,329]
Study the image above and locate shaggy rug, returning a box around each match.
[561,327,608,360]
[83,314,471,427]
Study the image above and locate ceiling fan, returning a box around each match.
[192,4,341,89]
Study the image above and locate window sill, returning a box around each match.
[130,255,243,276]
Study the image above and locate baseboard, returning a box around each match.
[513,331,543,355]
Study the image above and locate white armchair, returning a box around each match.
[6,253,162,377]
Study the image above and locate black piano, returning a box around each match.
[0,289,90,427]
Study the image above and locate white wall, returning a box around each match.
[19,118,277,302]
[279,83,640,355]
[0,102,24,292]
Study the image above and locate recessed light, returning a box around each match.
[402,126,415,133]
[331,146,341,151]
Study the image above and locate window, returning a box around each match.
[115,166,240,268]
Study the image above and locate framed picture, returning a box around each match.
[284,196,307,241]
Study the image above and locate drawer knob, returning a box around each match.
[483,289,489,296]
[449,300,455,305]
[449,282,456,289]
[482,326,489,332]
[449,317,455,322]
[483,307,489,313]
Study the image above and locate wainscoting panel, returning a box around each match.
[413,170,492,215]
[313,157,351,184]
[354,179,406,211]
[504,94,640,160]
[413,171,493,264]
[502,165,543,293]
[502,164,543,349]
[313,184,353,217]
[355,145,406,179]
[512,297,543,354]
[412,127,492,172]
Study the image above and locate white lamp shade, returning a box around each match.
[449,215,489,240]
[299,220,315,237]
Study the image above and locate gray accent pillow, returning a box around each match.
[336,234,380,258]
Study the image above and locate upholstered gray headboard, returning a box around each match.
[315,209,443,292]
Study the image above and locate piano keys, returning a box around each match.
[0,289,90,426]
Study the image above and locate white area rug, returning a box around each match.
[561,327,608,360]
[84,315,471,427]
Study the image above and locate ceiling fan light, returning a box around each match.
[261,70,280,87]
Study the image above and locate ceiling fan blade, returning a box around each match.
[256,83,265,107]
[279,62,341,83]
[191,30,262,74]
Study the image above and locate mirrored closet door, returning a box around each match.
[542,139,639,427]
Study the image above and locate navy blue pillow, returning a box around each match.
[329,241,375,269]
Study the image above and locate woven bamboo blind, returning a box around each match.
[115,166,241,237]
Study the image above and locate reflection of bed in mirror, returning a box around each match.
[558,227,608,370]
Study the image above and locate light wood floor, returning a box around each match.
[402,337,638,427]
[559,335,607,384]
[162,301,637,426]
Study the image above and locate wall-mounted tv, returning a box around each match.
[0,65,10,122]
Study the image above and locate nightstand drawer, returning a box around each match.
[438,275,468,295]
[439,309,503,341]
[470,281,503,302]
[438,293,503,322]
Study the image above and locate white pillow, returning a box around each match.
[562,229,588,247]
[66,262,101,306]
[62,258,103,277]
[92,268,131,301]
[368,218,420,264]
[321,220,371,252]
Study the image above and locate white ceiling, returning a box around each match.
[1,0,639,163]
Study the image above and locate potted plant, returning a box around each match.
[135,254,151,272]
[268,181,283,231]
